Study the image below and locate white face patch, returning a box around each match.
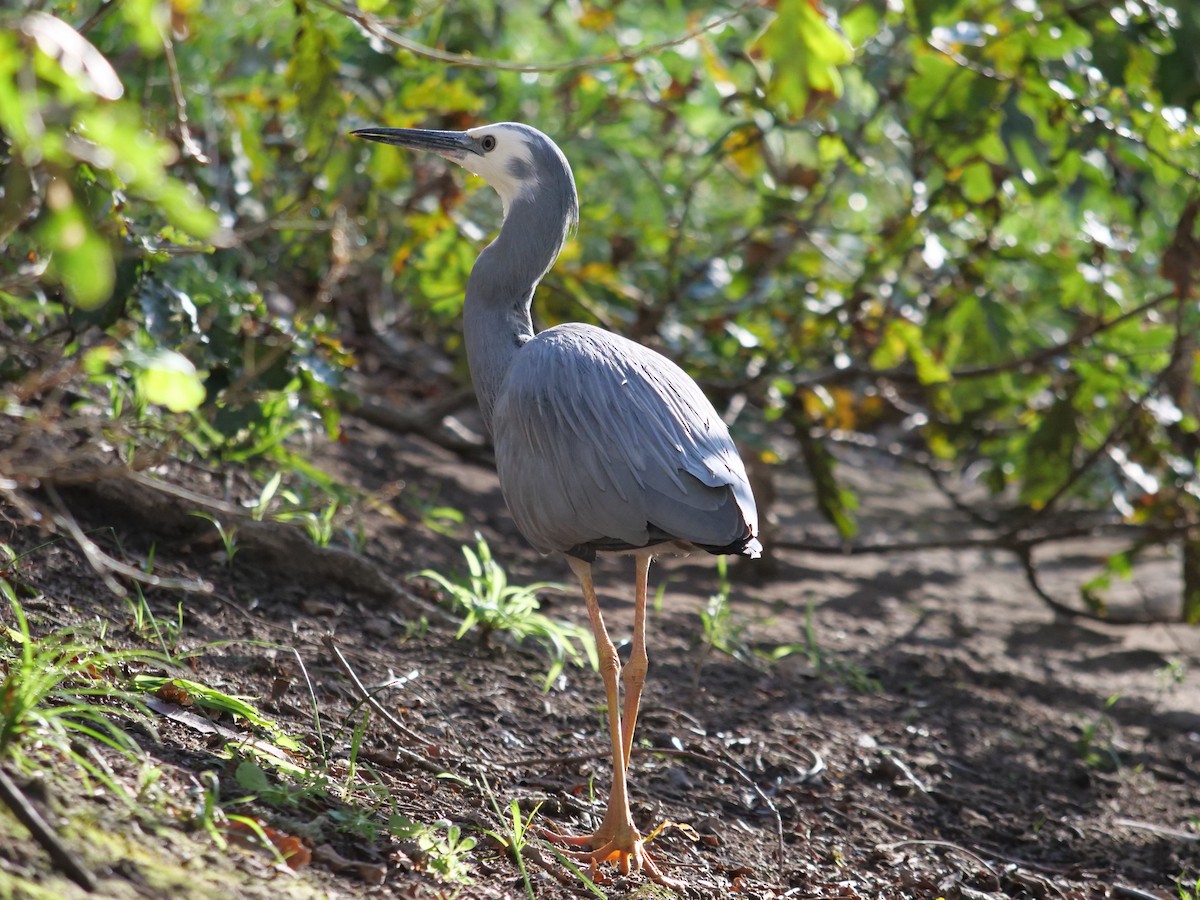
[458,124,541,216]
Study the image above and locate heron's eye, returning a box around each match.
[480,135,497,152]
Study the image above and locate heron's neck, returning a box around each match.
[463,197,568,434]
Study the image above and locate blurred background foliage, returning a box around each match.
[2,0,1199,621]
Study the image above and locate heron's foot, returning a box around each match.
[541,824,684,890]
[540,826,600,848]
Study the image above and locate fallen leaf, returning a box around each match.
[224,819,311,869]
[156,682,192,705]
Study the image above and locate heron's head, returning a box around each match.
[353,121,578,228]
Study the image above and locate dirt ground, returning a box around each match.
[1,409,1198,899]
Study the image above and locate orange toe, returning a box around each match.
[544,827,684,890]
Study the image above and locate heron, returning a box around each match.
[353,121,760,887]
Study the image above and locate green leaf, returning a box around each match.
[913,0,961,34]
[750,0,855,119]
[960,160,995,203]
[116,0,168,53]
[235,760,271,793]
[871,320,950,384]
[82,345,117,375]
[136,350,207,412]
[42,209,115,310]
[841,4,881,46]
[156,181,219,239]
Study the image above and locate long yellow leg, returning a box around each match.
[566,557,633,846]
[619,552,652,767]
[542,555,682,889]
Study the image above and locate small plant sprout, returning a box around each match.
[784,601,881,693]
[481,790,540,899]
[120,547,187,658]
[698,556,754,665]
[1077,694,1122,771]
[477,774,546,899]
[195,771,228,849]
[251,470,284,521]
[344,708,370,796]
[417,501,467,537]
[693,586,880,694]
[190,511,240,564]
[418,534,597,690]
[387,815,477,884]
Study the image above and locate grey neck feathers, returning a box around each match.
[463,192,572,434]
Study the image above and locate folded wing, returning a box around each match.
[492,323,760,561]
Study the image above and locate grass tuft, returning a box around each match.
[418,533,597,690]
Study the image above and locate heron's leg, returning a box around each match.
[541,556,683,890]
[542,557,630,847]
[619,552,652,767]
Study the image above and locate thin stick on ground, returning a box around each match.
[0,767,97,892]
[43,484,213,596]
[322,636,456,777]
[876,839,1001,890]
[655,745,787,865]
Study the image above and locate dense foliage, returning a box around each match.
[2,0,1199,620]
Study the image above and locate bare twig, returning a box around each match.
[57,474,453,621]
[74,0,117,35]
[521,844,598,891]
[322,636,455,777]
[1014,543,1101,619]
[771,519,1139,557]
[315,0,762,73]
[323,637,435,750]
[791,289,1179,390]
[776,510,1186,624]
[0,767,96,892]
[1015,544,1155,625]
[1112,818,1200,842]
[349,392,491,460]
[1113,888,1170,900]
[161,34,208,164]
[124,471,244,517]
[702,746,786,864]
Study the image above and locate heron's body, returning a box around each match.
[354,120,760,888]
[495,322,757,560]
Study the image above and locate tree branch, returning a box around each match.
[314,0,762,73]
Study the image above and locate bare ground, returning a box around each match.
[1,411,1198,899]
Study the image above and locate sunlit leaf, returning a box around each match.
[136,350,206,413]
[40,203,115,310]
[841,4,880,46]
[116,0,169,53]
[959,160,995,203]
[750,0,854,118]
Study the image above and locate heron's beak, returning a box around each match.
[351,127,477,162]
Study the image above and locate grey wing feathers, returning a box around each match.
[491,323,759,559]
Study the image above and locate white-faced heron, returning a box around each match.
[353,121,761,887]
